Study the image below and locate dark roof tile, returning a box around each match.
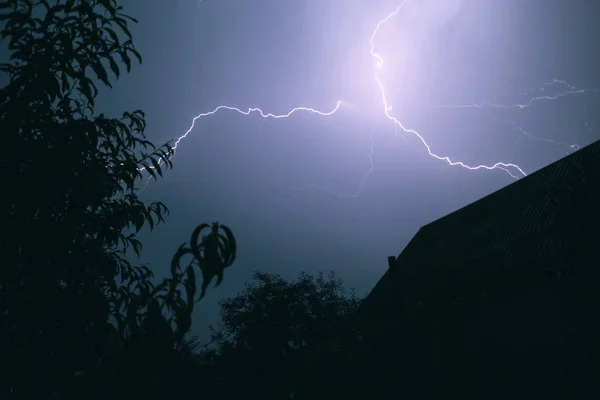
[363,140,600,308]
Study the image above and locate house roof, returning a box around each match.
[362,139,600,309]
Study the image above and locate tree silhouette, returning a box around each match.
[201,271,363,399]
[0,1,236,398]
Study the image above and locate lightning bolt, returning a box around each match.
[518,78,578,96]
[430,78,593,157]
[170,103,342,153]
[433,79,596,110]
[141,1,596,195]
[504,121,580,152]
[137,102,343,193]
[369,1,526,180]
[289,128,376,198]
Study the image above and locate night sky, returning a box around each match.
[14,0,600,341]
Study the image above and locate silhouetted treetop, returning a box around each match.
[0,1,239,398]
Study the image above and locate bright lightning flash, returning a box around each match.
[170,102,342,152]
[505,121,580,153]
[142,1,593,195]
[369,1,526,180]
[139,102,343,192]
[433,77,594,154]
[434,78,596,110]
[288,128,376,198]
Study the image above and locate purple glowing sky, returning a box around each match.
[96,0,599,340]
[142,0,595,195]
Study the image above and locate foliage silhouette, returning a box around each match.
[0,1,237,398]
[200,271,363,399]
[171,221,237,300]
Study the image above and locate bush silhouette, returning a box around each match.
[201,271,363,399]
